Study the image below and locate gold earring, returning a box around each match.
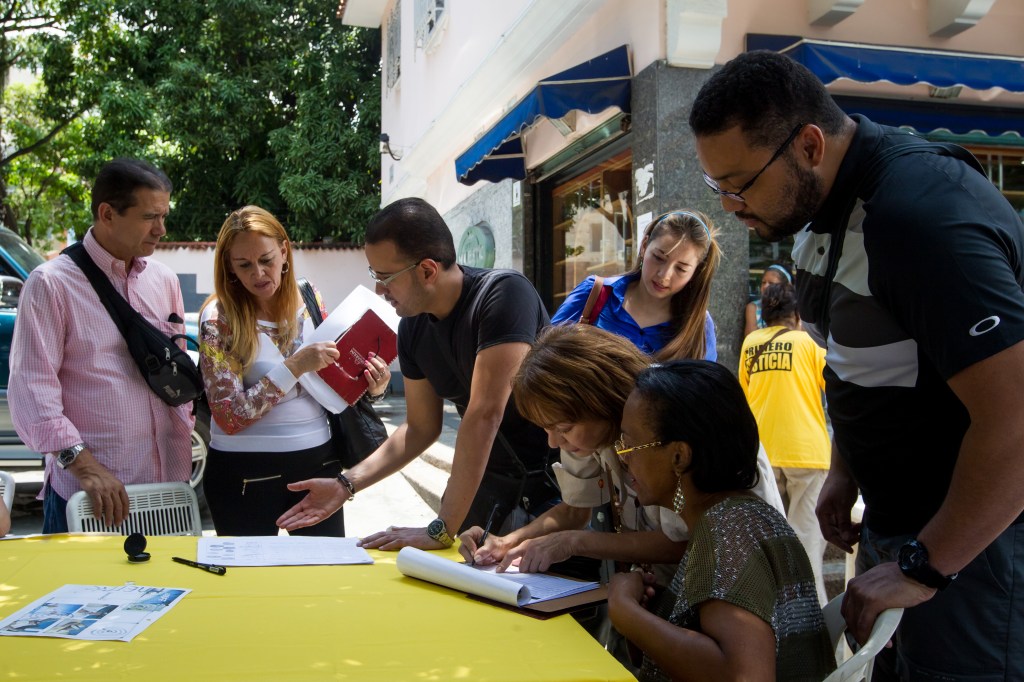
[673,477,685,515]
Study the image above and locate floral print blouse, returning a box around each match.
[199,290,328,435]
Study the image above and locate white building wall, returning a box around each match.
[379,0,663,215]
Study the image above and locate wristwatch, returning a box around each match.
[426,518,454,548]
[897,539,957,590]
[55,444,86,469]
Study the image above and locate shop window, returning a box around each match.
[972,147,1024,219]
[549,149,633,308]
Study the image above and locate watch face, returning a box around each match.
[898,540,927,571]
[427,519,445,538]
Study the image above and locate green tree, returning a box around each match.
[2,0,382,244]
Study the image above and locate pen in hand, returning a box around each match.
[471,503,502,567]
[172,556,227,576]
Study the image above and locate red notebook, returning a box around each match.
[316,309,398,406]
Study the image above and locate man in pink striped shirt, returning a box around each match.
[10,158,194,533]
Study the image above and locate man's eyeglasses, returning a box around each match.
[702,123,805,203]
[368,260,422,288]
[614,436,664,459]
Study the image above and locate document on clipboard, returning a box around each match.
[395,547,604,614]
[297,285,400,414]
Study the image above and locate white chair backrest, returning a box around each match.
[66,482,202,536]
[822,592,903,682]
[0,470,14,513]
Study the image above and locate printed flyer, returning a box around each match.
[0,583,190,642]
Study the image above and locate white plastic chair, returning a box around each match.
[822,592,903,682]
[65,482,202,536]
[0,470,14,513]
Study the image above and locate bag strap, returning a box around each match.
[816,140,985,341]
[745,328,790,375]
[297,278,323,327]
[63,242,142,339]
[578,276,608,325]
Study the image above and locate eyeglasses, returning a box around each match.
[614,435,664,458]
[367,260,422,288]
[701,123,805,203]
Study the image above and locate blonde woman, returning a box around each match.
[551,210,721,361]
[199,206,389,536]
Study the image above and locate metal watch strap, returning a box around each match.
[56,444,86,469]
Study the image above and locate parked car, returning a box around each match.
[0,228,210,491]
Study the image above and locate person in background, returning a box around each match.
[739,282,830,606]
[278,198,560,548]
[552,210,721,361]
[9,158,194,533]
[743,263,792,337]
[199,205,390,536]
[608,360,834,682]
[691,49,1024,679]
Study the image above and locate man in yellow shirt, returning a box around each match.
[739,283,830,605]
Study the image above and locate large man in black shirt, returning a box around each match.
[690,51,1024,680]
[278,198,558,550]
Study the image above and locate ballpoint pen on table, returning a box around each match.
[172,556,227,575]
[471,503,502,567]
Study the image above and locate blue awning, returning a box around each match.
[833,95,1023,138]
[746,34,1024,93]
[455,45,632,186]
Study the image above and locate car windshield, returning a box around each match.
[0,230,45,276]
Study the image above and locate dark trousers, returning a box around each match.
[857,523,1024,681]
[42,484,69,534]
[204,441,344,537]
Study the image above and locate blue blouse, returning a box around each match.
[551,272,717,361]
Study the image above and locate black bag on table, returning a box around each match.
[298,278,388,468]
[63,242,202,408]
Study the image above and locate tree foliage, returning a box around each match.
[1,0,382,243]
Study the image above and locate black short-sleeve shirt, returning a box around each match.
[794,116,1024,535]
[399,266,554,477]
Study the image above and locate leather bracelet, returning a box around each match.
[336,472,356,500]
[366,385,390,404]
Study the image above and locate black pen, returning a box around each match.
[172,556,227,575]
[471,503,502,567]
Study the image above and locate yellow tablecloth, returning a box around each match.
[0,535,634,682]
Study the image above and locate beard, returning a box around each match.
[739,157,825,243]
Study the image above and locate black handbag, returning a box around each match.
[63,242,202,408]
[297,279,388,468]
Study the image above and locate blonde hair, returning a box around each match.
[201,206,300,373]
[631,209,721,361]
[512,324,649,444]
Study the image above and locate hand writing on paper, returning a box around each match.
[276,478,348,531]
[359,525,446,551]
[498,532,577,574]
[458,526,512,566]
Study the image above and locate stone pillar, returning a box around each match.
[631,60,747,374]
